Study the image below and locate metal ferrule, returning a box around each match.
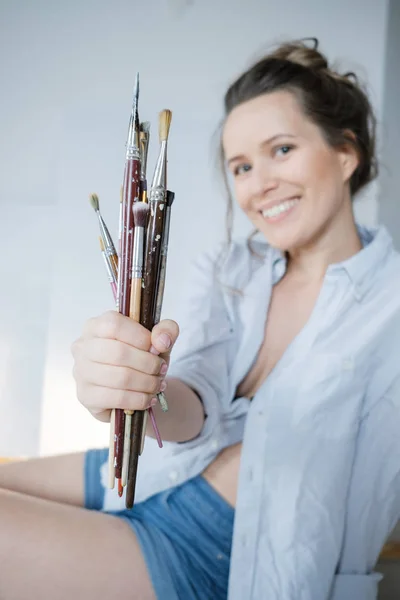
[140,136,149,180]
[131,227,144,278]
[149,140,167,199]
[126,119,140,160]
[97,212,116,252]
[101,251,114,284]
[160,205,172,257]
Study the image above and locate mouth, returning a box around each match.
[260,197,300,222]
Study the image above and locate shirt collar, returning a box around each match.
[270,224,394,301]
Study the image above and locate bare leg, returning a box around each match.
[0,487,156,600]
[0,452,86,506]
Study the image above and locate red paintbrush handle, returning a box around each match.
[114,157,141,480]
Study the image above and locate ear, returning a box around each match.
[337,130,360,183]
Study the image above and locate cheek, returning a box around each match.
[306,148,341,187]
[294,149,342,205]
[233,182,252,212]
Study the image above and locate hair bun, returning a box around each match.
[270,38,329,71]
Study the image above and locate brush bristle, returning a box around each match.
[140,121,151,134]
[133,201,150,228]
[90,193,99,212]
[99,236,105,251]
[159,110,172,142]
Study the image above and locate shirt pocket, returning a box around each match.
[289,353,364,440]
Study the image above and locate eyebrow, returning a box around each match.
[226,133,297,166]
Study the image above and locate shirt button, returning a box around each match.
[248,468,253,482]
[169,470,178,482]
[210,439,219,451]
[342,358,354,371]
[241,534,247,547]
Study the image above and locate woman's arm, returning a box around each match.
[145,377,205,442]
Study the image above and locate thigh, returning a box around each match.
[0,452,86,507]
[0,487,155,600]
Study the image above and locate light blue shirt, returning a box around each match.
[101,224,400,600]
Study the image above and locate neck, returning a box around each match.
[285,201,362,284]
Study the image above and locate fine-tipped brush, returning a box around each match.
[89,193,118,281]
[114,72,141,493]
[99,237,118,300]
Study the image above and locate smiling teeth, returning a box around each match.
[262,198,299,219]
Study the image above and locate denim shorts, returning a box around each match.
[84,448,235,600]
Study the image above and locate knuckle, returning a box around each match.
[70,338,81,358]
[151,359,163,376]
[112,388,128,410]
[72,363,79,382]
[139,392,151,411]
[150,376,161,395]
[103,311,121,338]
[144,355,161,376]
[134,327,152,351]
[82,316,94,330]
[76,382,90,407]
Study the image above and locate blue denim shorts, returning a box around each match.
[84,448,235,600]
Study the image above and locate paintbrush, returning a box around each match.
[126,108,172,509]
[121,200,149,487]
[89,193,118,281]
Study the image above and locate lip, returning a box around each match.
[258,195,300,212]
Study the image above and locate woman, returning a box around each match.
[1,39,400,600]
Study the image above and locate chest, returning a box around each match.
[235,278,321,400]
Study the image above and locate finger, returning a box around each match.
[74,358,165,396]
[81,338,166,376]
[82,311,152,350]
[77,382,158,413]
[151,319,179,357]
[88,407,112,424]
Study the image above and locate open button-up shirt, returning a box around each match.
[101,224,400,600]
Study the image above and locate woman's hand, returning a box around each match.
[71,310,179,422]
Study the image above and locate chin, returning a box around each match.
[256,220,306,253]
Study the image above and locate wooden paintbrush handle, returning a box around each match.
[126,410,144,508]
[129,277,142,322]
[140,198,166,330]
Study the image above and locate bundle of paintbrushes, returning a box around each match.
[89,73,174,509]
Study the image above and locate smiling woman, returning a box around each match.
[2,38,400,600]
[219,39,377,254]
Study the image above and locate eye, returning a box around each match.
[233,163,252,177]
[274,144,294,157]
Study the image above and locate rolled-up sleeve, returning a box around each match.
[167,248,236,443]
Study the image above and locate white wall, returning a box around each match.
[379,0,400,249]
[0,0,389,457]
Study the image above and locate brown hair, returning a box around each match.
[217,38,378,245]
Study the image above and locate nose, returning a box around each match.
[250,161,279,198]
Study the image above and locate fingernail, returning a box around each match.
[160,380,167,392]
[160,362,168,376]
[150,397,158,407]
[158,333,171,349]
[157,391,169,412]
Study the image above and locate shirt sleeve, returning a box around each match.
[329,375,400,599]
[166,247,236,444]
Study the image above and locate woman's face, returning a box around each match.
[222,90,358,252]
